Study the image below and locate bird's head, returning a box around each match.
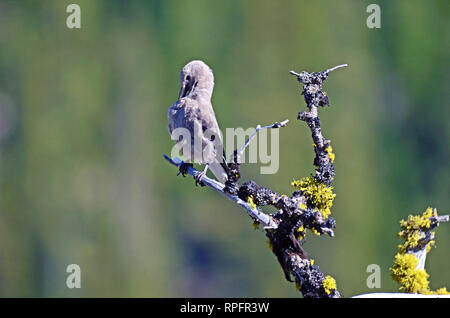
[178,60,214,100]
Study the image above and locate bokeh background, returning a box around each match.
[0,0,448,297]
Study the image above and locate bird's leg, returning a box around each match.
[193,164,209,187]
[177,162,193,177]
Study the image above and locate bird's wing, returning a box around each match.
[167,102,176,135]
[168,98,200,138]
[197,103,229,178]
[168,98,228,181]
[197,103,222,142]
[168,98,204,161]
[196,102,228,162]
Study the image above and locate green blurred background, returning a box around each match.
[0,0,448,297]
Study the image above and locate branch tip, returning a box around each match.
[326,64,348,73]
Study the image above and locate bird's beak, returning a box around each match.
[178,78,194,101]
[178,82,187,101]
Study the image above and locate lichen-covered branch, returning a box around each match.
[289,64,346,186]
[391,207,449,295]
[164,65,347,298]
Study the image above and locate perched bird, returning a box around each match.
[168,60,228,184]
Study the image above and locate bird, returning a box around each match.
[168,60,228,184]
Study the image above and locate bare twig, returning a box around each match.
[326,63,348,73]
[236,119,289,162]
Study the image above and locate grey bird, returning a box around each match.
[168,60,228,184]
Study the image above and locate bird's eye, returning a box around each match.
[186,75,191,81]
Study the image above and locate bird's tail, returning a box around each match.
[209,162,228,184]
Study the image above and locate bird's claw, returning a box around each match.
[193,171,206,187]
[177,162,193,177]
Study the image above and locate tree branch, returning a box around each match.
[391,207,449,295]
[164,64,347,298]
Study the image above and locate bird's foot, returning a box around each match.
[193,170,206,187]
[177,162,193,177]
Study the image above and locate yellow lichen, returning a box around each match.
[310,228,320,236]
[391,253,429,293]
[266,238,273,252]
[325,145,335,163]
[425,287,450,295]
[425,239,435,253]
[248,195,257,210]
[391,207,448,294]
[310,259,314,266]
[323,275,337,295]
[398,207,434,254]
[297,225,305,240]
[291,177,335,219]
